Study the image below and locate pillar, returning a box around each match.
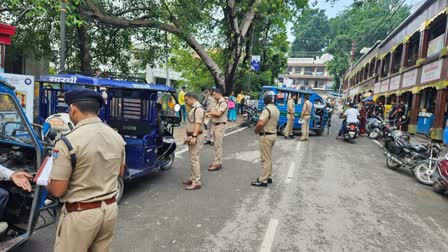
[418,28,429,61]
[401,42,410,69]
[0,44,4,73]
[408,92,421,134]
[445,14,448,46]
[388,52,394,75]
[431,89,448,140]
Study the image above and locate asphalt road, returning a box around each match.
[16,121,448,252]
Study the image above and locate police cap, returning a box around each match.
[64,88,104,107]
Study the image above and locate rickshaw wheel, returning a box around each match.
[161,152,175,170]
[116,177,125,204]
[315,129,323,136]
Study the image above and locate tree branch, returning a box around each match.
[226,0,240,35]
[239,0,260,38]
[113,7,152,16]
[81,0,225,89]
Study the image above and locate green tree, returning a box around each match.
[325,0,410,90]
[291,8,330,57]
[79,0,307,93]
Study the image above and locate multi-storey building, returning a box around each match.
[343,0,448,140]
[284,54,334,91]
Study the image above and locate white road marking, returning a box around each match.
[224,127,248,136]
[285,162,296,184]
[373,140,384,148]
[259,219,279,252]
[176,126,248,155]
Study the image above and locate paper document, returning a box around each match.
[299,118,304,124]
[33,156,54,186]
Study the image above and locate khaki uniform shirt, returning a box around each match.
[211,97,228,123]
[50,117,126,203]
[206,95,216,112]
[302,100,312,116]
[187,102,205,133]
[259,104,280,134]
[287,98,295,117]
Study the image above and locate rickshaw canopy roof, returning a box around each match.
[38,74,176,92]
[262,86,316,95]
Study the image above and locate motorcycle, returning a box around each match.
[385,134,442,185]
[431,153,448,194]
[366,116,383,137]
[343,122,358,143]
[369,120,396,140]
[242,104,259,128]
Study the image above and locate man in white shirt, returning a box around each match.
[337,103,360,138]
[0,165,33,234]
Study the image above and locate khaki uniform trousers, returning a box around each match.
[284,114,294,136]
[54,202,118,252]
[258,134,276,183]
[212,124,225,165]
[189,134,204,183]
[300,115,311,140]
[206,121,214,142]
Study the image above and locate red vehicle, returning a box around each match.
[431,154,448,194]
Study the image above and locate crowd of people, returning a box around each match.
[178,87,247,126]
[338,99,409,138]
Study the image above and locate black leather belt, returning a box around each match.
[259,132,276,136]
[214,122,226,126]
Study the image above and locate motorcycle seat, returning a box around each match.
[405,143,426,153]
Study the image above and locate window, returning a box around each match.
[391,44,403,74]
[0,94,32,145]
[427,15,447,58]
[155,77,167,85]
[407,32,420,67]
[295,66,301,73]
[304,67,313,75]
[381,54,391,77]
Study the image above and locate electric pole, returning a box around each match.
[59,0,67,73]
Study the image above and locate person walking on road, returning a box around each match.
[183,92,205,190]
[228,92,237,122]
[178,86,187,122]
[47,89,126,252]
[237,90,245,115]
[251,91,280,187]
[284,93,296,139]
[299,95,312,141]
[203,88,216,146]
[206,88,228,171]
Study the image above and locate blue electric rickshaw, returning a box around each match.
[0,77,58,251]
[259,86,329,136]
[37,73,180,202]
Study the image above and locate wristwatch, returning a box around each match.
[192,135,197,138]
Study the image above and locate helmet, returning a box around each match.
[349,102,355,108]
[263,91,275,104]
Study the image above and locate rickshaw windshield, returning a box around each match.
[158,91,180,117]
[0,94,33,146]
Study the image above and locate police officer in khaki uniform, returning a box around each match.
[284,93,296,139]
[47,89,126,252]
[206,88,228,171]
[299,95,312,141]
[204,88,216,146]
[252,91,280,187]
[182,92,205,190]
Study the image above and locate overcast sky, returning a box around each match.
[287,0,421,42]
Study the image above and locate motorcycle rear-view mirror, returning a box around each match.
[174,104,181,112]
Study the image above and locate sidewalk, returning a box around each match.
[173,116,244,144]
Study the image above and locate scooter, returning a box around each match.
[343,122,358,143]
[242,104,259,128]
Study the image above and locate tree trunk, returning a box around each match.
[76,24,91,73]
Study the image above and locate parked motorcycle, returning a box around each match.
[366,116,382,137]
[385,134,442,185]
[431,153,448,194]
[242,104,259,128]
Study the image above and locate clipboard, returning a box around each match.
[33,156,54,186]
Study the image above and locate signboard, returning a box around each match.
[403,69,417,88]
[380,80,389,93]
[0,73,35,122]
[427,34,444,57]
[389,76,401,91]
[421,59,442,84]
[374,83,381,94]
[251,55,261,71]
